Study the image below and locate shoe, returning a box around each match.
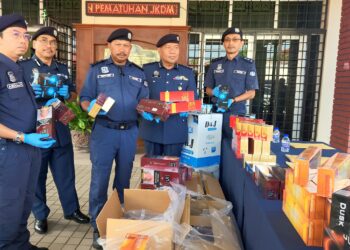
[34,219,48,234]
[92,230,103,250]
[64,209,90,224]
[29,243,48,250]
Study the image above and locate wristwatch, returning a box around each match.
[13,131,24,144]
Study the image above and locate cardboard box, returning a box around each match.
[201,172,226,200]
[136,99,170,121]
[317,153,350,198]
[330,185,350,235]
[88,93,108,118]
[261,124,273,141]
[169,100,202,114]
[160,91,195,102]
[255,165,285,200]
[141,165,186,189]
[185,172,204,195]
[107,220,172,250]
[96,189,190,240]
[141,155,180,168]
[36,106,55,138]
[323,227,350,250]
[294,146,322,186]
[51,99,75,125]
[180,114,222,167]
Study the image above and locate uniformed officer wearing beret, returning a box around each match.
[19,26,90,235]
[205,27,259,139]
[80,28,149,249]
[0,14,56,250]
[139,34,198,156]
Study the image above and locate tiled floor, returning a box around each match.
[28,147,143,249]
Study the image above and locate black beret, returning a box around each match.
[221,27,243,42]
[32,26,58,40]
[107,28,132,43]
[0,13,27,32]
[156,34,180,48]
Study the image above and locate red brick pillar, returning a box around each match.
[330,0,350,152]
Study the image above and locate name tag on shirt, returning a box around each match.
[129,75,142,82]
[97,73,115,78]
[233,70,246,75]
[7,82,24,89]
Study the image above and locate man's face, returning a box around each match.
[223,33,244,56]
[158,43,179,66]
[33,34,57,59]
[108,40,131,65]
[0,27,29,59]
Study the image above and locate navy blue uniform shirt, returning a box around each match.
[0,53,37,133]
[19,55,75,146]
[139,62,197,144]
[80,58,148,122]
[204,55,259,115]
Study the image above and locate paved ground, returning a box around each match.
[28,147,143,249]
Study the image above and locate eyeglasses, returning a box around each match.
[37,39,58,47]
[8,31,32,42]
[224,38,243,43]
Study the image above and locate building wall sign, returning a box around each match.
[86,1,180,17]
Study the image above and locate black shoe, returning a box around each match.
[64,209,90,224]
[29,243,48,250]
[92,230,103,250]
[34,219,48,234]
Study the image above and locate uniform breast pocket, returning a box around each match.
[127,80,141,98]
[7,85,26,100]
[214,73,225,85]
[97,78,114,93]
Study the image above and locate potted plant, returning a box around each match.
[65,99,94,150]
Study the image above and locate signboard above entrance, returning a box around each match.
[86,1,180,17]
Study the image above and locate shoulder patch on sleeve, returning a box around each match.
[243,57,254,63]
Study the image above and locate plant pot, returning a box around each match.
[71,130,90,150]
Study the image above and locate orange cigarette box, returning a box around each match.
[160,91,195,102]
[294,147,322,187]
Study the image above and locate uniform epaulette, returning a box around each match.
[178,64,193,71]
[142,61,157,68]
[211,57,224,63]
[55,60,67,65]
[91,59,107,66]
[243,57,254,63]
[130,62,144,71]
[18,57,31,62]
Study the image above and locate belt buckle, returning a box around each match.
[119,123,127,130]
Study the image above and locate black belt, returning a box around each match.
[96,117,137,130]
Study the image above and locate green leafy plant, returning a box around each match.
[65,99,94,133]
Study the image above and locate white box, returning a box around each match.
[180,113,223,167]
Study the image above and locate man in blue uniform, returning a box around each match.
[19,26,90,235]
[80,28,148,249]
[139,34,197,156]
[0,14,56,250]
[204,27,259,139]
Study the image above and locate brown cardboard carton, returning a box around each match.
[136,99,170,121]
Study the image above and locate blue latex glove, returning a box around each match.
[179,112,189,118]
[212,86,221,98]
[32,84,42,98]
[24,133,56,148]
[45,98,59,106]
[227,99,233,108]
[87,99,107,115]
[142,111,154,121]
[216,107,226,113]
[58,85,70,99]
[154,117,161,123]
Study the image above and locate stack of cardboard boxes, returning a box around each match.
[136,91,201,121]
[230,115,275,164]
[282,147,350,247]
